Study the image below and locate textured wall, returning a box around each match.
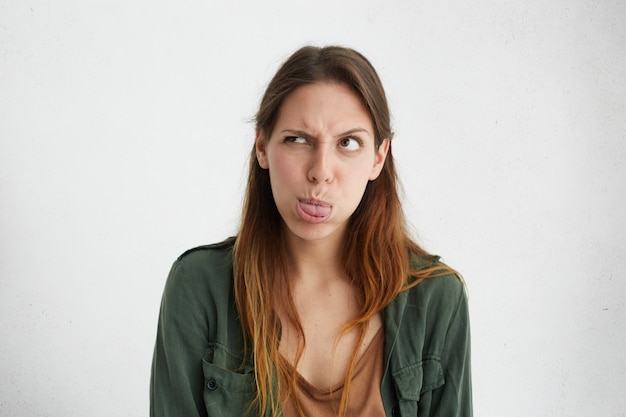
[1,1,625,416]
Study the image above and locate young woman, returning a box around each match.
[151,46,472,417]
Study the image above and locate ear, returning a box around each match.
[369,138,390,180]
[255,129,269,169]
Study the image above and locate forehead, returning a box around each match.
[274,82,374,135]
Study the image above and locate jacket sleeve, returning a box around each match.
[424,281,472,417]
[150,260,209,417]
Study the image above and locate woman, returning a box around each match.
[151,45,472,417]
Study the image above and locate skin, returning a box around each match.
[256,82,390,388]
[256,82,388,255]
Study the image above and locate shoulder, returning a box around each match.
[163,237,236,302]
[403,253,467,325]
[410,271,465,306]
[390,255,469,356]
[408,253,465,303]
[176,236,236,264]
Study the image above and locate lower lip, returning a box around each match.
[296,200,331,224]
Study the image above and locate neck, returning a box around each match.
[285,230,346,285]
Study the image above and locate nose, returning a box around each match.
[307,146,334,183]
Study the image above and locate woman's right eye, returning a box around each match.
[284,136,307,144]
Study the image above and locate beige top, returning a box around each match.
[281,328,386,417]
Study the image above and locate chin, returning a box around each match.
[285,222,346,244]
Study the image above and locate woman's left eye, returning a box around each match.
[338,137,361,151]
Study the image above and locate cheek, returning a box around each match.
[271,155,295,175]
[340,169,372,202]
[343,160,376,185]
[267,155,299,194]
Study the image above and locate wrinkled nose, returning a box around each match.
[307,147,333,183]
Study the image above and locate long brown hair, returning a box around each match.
[234,45,449,417]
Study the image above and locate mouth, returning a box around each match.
[296,199,332,224]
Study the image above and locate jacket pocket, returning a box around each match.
[392,358,444,415]
[201,346,257,417]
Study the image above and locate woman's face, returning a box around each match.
[256,82,389,246]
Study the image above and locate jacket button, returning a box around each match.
[207,378,218,390]
[392,406,400,416]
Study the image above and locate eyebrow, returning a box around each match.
[280,128,371,138]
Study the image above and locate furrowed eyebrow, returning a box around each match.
[279,128,371,138]
[280,129,312,138]
[337,128,371,138]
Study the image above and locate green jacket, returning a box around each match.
[151,238,472,416]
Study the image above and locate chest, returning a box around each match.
[279,298,383,389]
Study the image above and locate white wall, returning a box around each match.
[1,1,625,416]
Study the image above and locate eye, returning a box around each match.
[284,136,308,144]
[338,137,361,151]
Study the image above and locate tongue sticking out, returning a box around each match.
[300,201,331,218]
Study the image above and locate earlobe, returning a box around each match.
[369,138,390,180]
[255,130,269,169]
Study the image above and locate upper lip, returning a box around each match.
[299,198,331,207]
